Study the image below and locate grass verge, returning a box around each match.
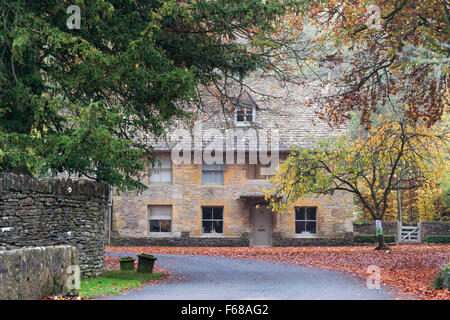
[80,270,163,299]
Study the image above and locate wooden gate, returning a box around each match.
[398,224,421,243]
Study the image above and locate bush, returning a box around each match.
[354,234,395,244]
[432,264,450,290]
[425,235,450,244]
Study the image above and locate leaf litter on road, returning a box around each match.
[106,245,450,300]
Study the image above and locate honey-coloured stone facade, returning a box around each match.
[112,156,354,246]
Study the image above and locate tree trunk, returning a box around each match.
[375,234,388,250]
[374,217,389,250]
[397,181,402,223]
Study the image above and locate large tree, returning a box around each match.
[287,0,449,126]
[267,113,448,249]
[0,0,297,190]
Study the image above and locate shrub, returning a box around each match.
[432,264,450,290]
[425,235,450,244]
[354,234,395,244]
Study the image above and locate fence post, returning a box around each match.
[396,221,401,244]
[418,222,422,243]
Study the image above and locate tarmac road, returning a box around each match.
[103,252,398,300]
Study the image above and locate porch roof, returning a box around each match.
[238,192,281,208]
[239,192,267,199]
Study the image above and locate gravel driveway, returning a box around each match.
[103,252,397,300]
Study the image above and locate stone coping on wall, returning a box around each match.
[0,172,108,197]
[111,223,449,247]
[272,232,355,246]
[110,232,357,247]
[111,232,251,247]
[0,245,79,300]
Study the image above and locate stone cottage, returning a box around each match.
[111,75,354,247]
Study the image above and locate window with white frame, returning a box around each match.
[232,91,257,125]
[201,163,224,185]
[149,153,172,184]
[202,207,224,234]
[236,107,254,123]
[148,205,172,233]
[295,207,317,235]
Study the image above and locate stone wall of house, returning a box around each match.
[0,173,108,277]
[274,192,354,238]
[0,245,78,300]
[113,162,251,239]
[112,160,354,245]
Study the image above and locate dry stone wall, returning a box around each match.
[0,173,108,277]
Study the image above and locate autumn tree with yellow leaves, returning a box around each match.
[355,113,450,224]
[267,114,448,249]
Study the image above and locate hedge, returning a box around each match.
[354,234,395,244]
[432,264,450,290]
[425,235,450,244]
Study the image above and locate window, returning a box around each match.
[236,107,254,122]
[247,163,272,180]
[202,207,224,234]
[232,91,258,125]
[295,207,317,235]
[149,153,172,184]
[148,205,172,233]
[202,163,224,185]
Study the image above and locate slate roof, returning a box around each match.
[139,75,347,152]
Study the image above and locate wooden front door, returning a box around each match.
[251,206,272,247]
